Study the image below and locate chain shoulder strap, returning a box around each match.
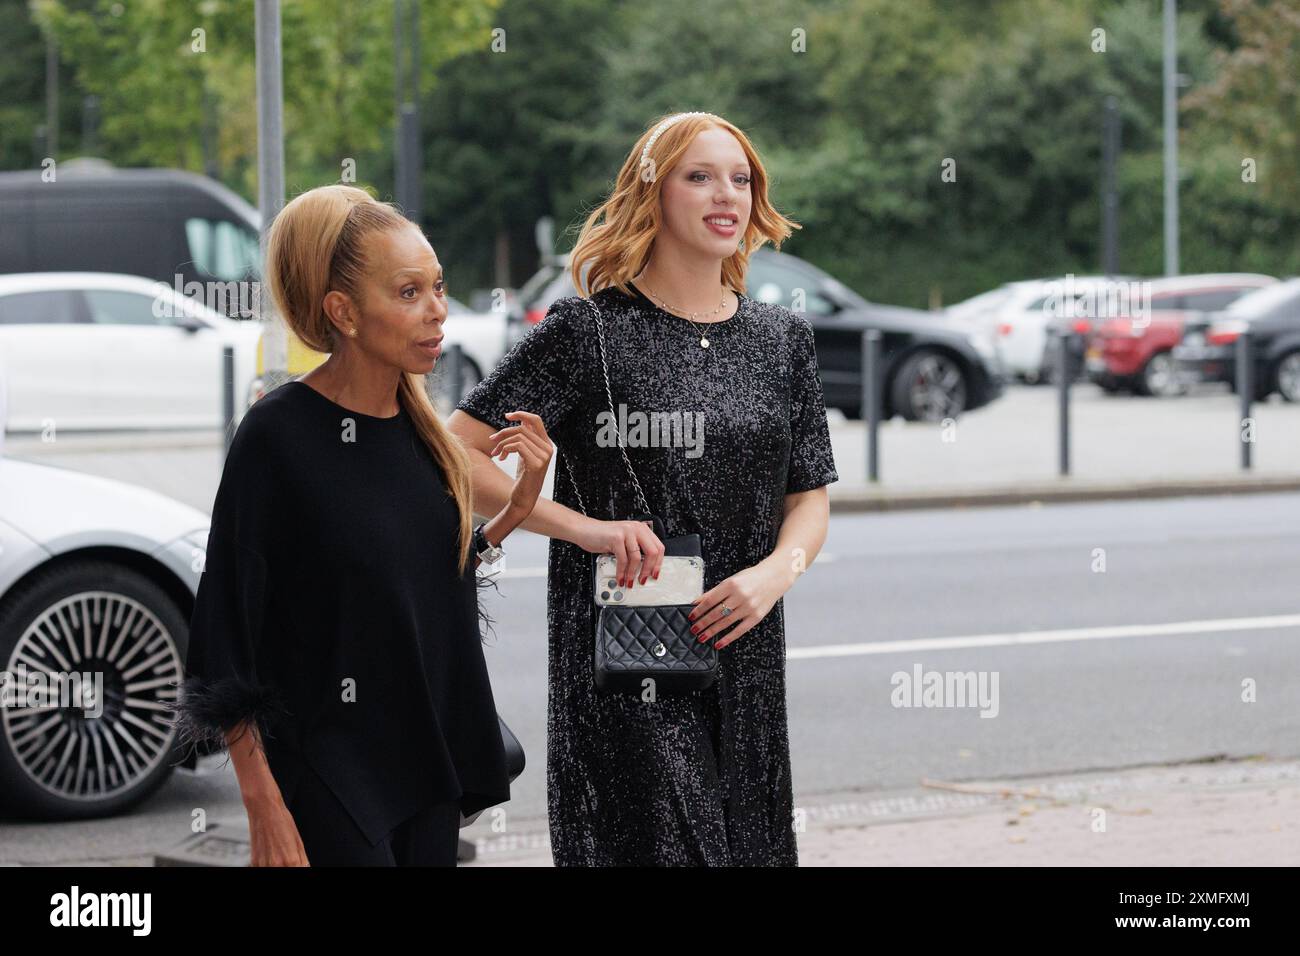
[558,297,652,520]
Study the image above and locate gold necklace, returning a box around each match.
[636,277,729,349]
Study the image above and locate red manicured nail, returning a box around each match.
[688,612,695,621]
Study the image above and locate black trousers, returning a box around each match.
[288,762,461,866]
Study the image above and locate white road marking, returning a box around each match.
[787,613,1300,659]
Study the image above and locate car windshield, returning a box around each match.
[1025,280,1138,317]
[185,217,262,280]
[946,286,1013,318]
[1225,280,1300,319]
[519,262,564,307]
[743,253,851,315]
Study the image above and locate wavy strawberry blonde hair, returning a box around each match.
[569,112,799,297]
[264,184,475,575]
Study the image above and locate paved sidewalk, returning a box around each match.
[823,383,1300,509]
[8,756,1293,866]
[462,756,1300,866]
[5,384,1297,515]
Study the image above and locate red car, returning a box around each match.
[1085,274,1277,396]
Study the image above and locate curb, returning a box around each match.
[828,475,1300,512]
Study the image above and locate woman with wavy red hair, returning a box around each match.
[450,112,838,865]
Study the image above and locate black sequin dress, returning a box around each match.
[456,281,838,865]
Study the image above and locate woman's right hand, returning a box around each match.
[575,518,665,588]
[490,411,555,516]
[245,794,310,866]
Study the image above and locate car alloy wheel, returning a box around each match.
[895,351,967,422]
[1140,351,1185,397]
[1277,352,1300,403]
[0,566,185,816]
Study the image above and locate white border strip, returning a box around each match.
[787,614,1300,659]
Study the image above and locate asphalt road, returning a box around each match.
[6,490,1294,864]
[481,488,1300,817]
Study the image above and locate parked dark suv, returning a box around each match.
[508,248,1005,422]
[0,160,262,314]
[1174,278,1300,402]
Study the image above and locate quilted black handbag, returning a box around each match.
[590,520,715,693]
[592,601,717,693]
[558,299,718,695]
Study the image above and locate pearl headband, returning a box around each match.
[639,111,717,168]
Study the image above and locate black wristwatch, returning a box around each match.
[473,522,505,566]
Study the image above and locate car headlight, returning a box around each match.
[184,528,209,545]
[159,530,211,583]
[970,333,996,361]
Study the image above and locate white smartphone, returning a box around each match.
[594,554,704,607]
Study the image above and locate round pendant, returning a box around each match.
[700,337,710,348]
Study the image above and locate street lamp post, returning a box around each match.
[255,0,287,380]
[1163,0,1180,277]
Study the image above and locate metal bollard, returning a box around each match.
[862,329,881,482]
[448,343,465,412]
[1053,328,1072,476]
[1237,330,1253,470]
[222,344,235,460]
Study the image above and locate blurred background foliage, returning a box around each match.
[3,0,1297,307]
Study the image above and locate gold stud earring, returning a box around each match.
[347,328,358,337]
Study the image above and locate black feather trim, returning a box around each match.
[474,566,503,645]
[170,674,291,763]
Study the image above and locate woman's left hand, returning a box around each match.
[688,561,792,650]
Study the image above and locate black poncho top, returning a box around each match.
[174,379,509,845]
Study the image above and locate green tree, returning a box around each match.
[1184,0,1300,215]
[31,0,498,204]
[419,0,618,292]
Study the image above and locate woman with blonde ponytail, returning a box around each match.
[173,184,550,866]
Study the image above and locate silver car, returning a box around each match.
[0,449,209,819]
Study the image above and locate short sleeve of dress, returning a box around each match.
[455,296,597,433]
[784,316,840,494]
[173,408,289,757]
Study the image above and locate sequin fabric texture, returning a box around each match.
[457,280,839,865]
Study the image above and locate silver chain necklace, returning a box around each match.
[635,276,729,349]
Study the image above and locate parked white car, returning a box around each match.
[0,272,262,432]
[431,296,509,411]
[0,452,210,818]
[949,276,1138,383]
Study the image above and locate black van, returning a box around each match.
[0,159,262,312]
